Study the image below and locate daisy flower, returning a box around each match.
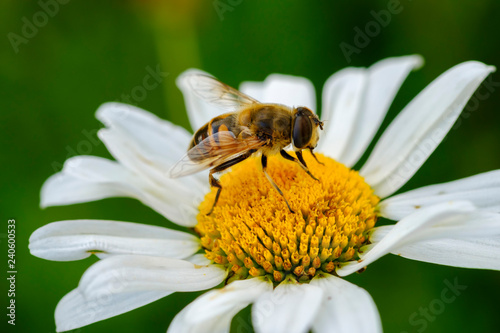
[30,55,500,333]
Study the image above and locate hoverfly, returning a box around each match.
[168,74,324,214]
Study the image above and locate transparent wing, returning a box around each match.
[186,74,260,111]
[168,131,264,178]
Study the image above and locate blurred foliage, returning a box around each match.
[1,0,500,332]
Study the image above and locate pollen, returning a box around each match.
[195,153,379,284]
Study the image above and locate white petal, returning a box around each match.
[96,102,207,195]
[57,255,225,331]
[78,255,226,298]
[186,253,212,265]
[41,156,136,208]
[337,201,479,276]
[98,128,207,194]
[317,68,366,161]
[42,155,201,227]
[100,125,206,219]
[379,170,500,220]
[97,125,206,194]
[372,226,500,270]
[55,288,171,332]
[177,68,229,131]
[311,274,382,333]
[29,220,199,261]
[240,74,317,111]
[319,55,423,167]
[168,303,235,333]
[96,102,193,165]
[168,277,272,333]
[238,81,264,101]
[252,281,323,333]
[361,61,496,197]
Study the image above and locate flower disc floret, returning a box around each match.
[196,153,379,283]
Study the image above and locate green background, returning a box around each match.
[1,0,500,332]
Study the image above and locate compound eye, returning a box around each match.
[293,113,313,149]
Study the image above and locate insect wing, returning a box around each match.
[168,131,263,178]
[186,74,260,111]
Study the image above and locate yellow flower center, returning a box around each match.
[195,153,379,284]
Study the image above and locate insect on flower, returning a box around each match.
[168,74,324,214]
[30,57,500,333]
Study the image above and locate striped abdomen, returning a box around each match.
[188,113,238,161]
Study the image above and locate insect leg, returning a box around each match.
[280,150,319,181]
[206,150,256,215]
[261,154,295,214]
[309,148,325,165]
[207,170,222,216]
